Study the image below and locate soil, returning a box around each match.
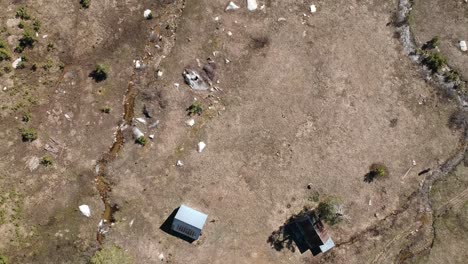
[0,0,466,263]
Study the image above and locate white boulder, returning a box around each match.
[79,205,91,217]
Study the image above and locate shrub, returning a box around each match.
[365,163,389,182]
[20,128,37,142]
[0,254,8,264]
[135,136,146,146]
[423,52,447,72]
[17,30,37,52]
[90,245,131,264]
[444,70,460,82]
[422,36,440,50]
[0,41,5,49]
[100,107,111,114]
[80,0,91,9]
[317,198,342,226]
[18,21,25,29]
[40,156,53,167]
[186,102,203,116]
[16,7,31,20]
[32,20,41,32]
[3,65,12,73]
[47,43,54,52]
[0,48,11,61]
[22,112,31,122]
[91,64,108,82]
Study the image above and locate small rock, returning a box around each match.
[198,141,206,153]
[247,0,258,11]
[132,127,144,139]
[64,114,71,120]
[134,60,142,69]
[158,253,164,261]
[136,117,147,124]
[310,4,317,13]
[460,40,467,52]
[79,205,91,217]
[186,118,195,127]
[412,160,416,166]
[12,57,22,69]
[129,219,134,227]
[149,134,155,139]
[226,1,240,11]
[278,17,286,22]
[176,160,184,166]
[227,31,233,36]
[174,83,180,89]
[157,69,163,77]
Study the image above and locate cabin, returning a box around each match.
[285,212,335,255]
[171,204,208,240]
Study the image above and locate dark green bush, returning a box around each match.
[423,52,447,72]
[91,64,108,82]
[16,30,36,52]
[20,128,37,142]
[317,198,342,226]
[40,156,53,167]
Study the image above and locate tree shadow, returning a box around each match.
[267,207,316,253]
[159,207,195,244]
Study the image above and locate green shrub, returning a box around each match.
[80,0,91,9]
[91,64,108,82]
[423,52,447,72]
[444,70,460,82]
[16,7,31,20]
[186,102,203,116]
[365,163,389,182]
[0,48,11,61]
[18,21,25,29]
[135,136,146,146]
[40,156,53,167]
[32,20,41,32]
[0,254,8,264]
[317,198,342,226]
[22,112,31,122]
[423,36,440,50]
[17,30,36,52]
[90,245,131,264]
[20,128,37,142]
[0,41,6,49]
[3,65,12,73]
[47,43,54,52]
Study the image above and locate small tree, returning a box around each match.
[17,30,37,52]
[316,198,343,226]
[423,52,447,73]
[91,64,108,82]
[16,7,31,20]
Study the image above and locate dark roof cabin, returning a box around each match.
[285,212,335,255]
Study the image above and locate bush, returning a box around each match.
[0,41,5,49]
[0,254,8,264]
[17,30,37,52]
[135,136,146,146]
[91,245,131,264]
[100,107,111,114]
[32,20,41,32]
[0,48,11,61]
[317,198,342,226]
[40,156,53,167]
[444,70,460,82]
[20,128,37,142]
[80,0,91,9]
[423,52,447,72]
[16,7,31,20]
[18,21,25,29]
[186,102,203,116]
[364,163,389,183]
[91,64,108,82]
[22,112,31,122]
[422,36,440,50]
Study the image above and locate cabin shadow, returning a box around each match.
[160,207,195,243]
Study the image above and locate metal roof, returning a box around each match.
[175,204,208,230]
[319,238,335,253]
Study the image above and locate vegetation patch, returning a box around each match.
[15,7,31,20]
[100,107,111,114]
[16,30,37,53]
[316,198,343,226]
[364,163,389,183]
[20,128,37,142]
[422,52,447,73]
[90,245,131,264]
[91,64,108,82]
[135,136,146,146]
[40,156,53,167]
[186,102,203,116]
[80,0,91,9]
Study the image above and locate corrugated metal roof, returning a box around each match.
[175,204,208,230]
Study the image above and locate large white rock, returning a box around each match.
[144,9,152,19]
[132,127,144,139]
[226,1,240,11]
[310,4,317,13]
[198,142,206,153]
[12,57,22,69]
[186,118,195,127]
[79,205,91,217]
[460,40,467,52]
[247,0,257,11]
